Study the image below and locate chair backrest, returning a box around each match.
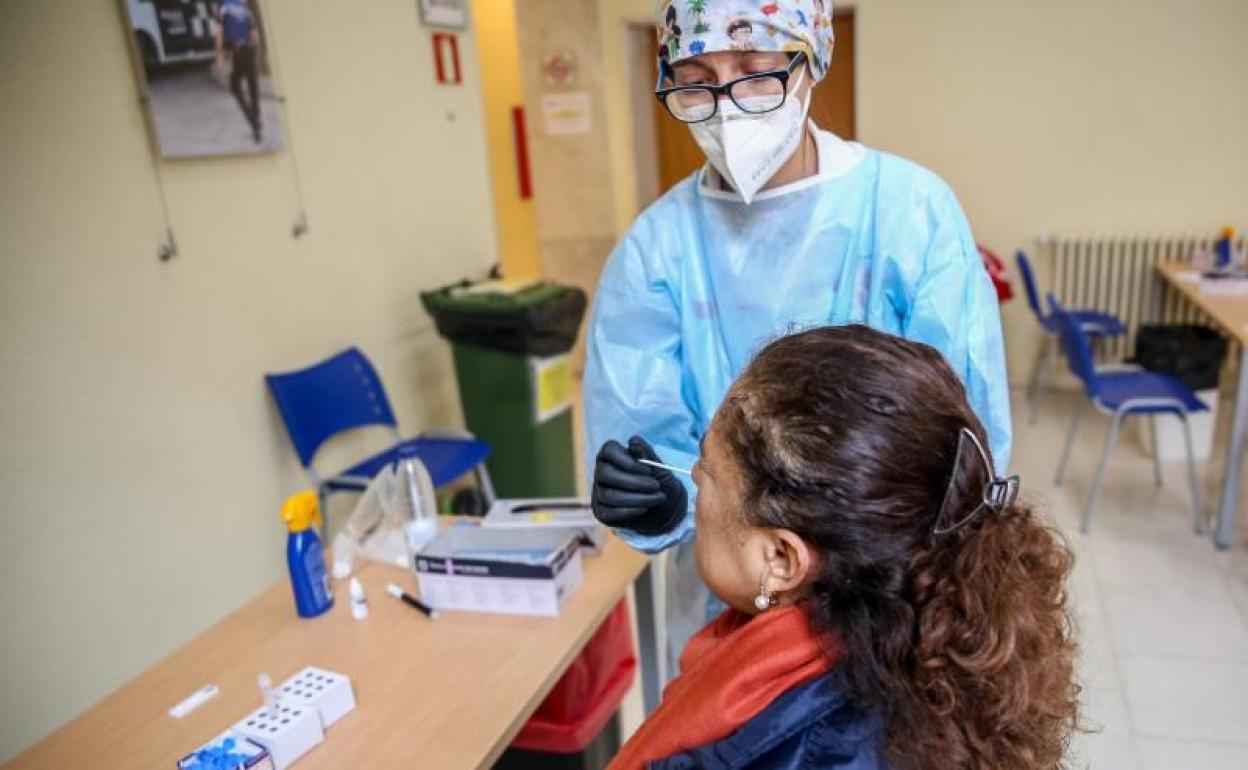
[265,347,398,468]
[1015,250,1047,322]
[1048,294,1099,398]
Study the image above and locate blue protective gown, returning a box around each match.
[584,129,1011,674]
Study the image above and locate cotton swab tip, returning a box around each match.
[639,458,692,476]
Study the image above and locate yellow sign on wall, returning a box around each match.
[530,354,573,423]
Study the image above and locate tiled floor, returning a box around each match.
[1017,389,1248,768]
[603,385,1248,766]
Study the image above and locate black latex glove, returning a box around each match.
[591,436,689,536]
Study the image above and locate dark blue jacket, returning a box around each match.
[649,671,884,769]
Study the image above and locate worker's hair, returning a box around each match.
[716,325,1079,770]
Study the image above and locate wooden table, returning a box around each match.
[1156,262,1248,548]
[4,536,649,769]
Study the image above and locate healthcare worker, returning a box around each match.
[585,0,1012,675]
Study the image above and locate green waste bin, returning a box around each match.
[422,280,587,500]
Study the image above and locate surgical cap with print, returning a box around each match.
[655,0,835,81]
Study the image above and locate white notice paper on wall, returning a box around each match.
[541,92,592,136]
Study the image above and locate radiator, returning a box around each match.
[1042,234,1247,362]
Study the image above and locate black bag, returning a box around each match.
[421,281,587,357]
[1132,324,1228,391]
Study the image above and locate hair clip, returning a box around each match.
[933,427,1020,535]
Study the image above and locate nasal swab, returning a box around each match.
[639,458,692,476]
[168,683,219,719]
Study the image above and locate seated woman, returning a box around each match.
[608,325,1078,769]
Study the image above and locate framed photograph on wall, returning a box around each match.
[120,0,286,158]
[417,0,468,29]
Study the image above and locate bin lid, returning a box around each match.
[420,280,588,357]
[423,281,573,313]
[452,278,542,297]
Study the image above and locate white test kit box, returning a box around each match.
[480,497,605,554]
[276,667,356,728]
[233,701,323,770]
[230,668,356,770]
[414,528,583,617]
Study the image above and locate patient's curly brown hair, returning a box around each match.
[717,325,1079,769]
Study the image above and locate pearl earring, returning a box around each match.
[754,568,778,612]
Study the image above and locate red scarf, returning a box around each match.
[609,606,841,770]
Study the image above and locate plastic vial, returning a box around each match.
[349,577,369,620]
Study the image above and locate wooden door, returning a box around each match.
[651,9,856,194]
[809,10,856,141]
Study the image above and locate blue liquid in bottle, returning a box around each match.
[281,491,334,619]
[287,528,333,618]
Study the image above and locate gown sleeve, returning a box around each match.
[583,225,699,553]
[901,185,1014,471]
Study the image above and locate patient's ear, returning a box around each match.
[765,529,815,594]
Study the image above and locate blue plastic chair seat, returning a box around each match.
[1044,309,1127,337]
[324,435,492,491]
[1094,371,1210,414]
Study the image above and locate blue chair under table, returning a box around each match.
[1017,250,1127,423]
[265,347,495,524]
[1049,295,1205,534]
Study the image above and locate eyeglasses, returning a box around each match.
[655,53,806,124]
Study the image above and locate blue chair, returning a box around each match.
[265,347,495,522]
[1017,250,1127,423]
[1049,296,1205,534]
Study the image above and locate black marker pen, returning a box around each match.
[386,583,438,621]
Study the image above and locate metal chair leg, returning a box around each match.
[1178,410,1205,535]
[1149,416,1164,488]
[1082,410,1126,533]
[1055,400,1084,486]
[1027,336,1051,425]
[473,464,498,507]
[317,485,330,540]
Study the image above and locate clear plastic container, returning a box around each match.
[396,444,438,554]
[331,450,438,578]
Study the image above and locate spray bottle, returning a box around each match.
[281,490,334,618]
[1215,226,1237,270]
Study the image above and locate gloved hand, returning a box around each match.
[591,436,689,536]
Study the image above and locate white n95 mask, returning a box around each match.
[689,69,812,205]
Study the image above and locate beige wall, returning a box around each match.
[0,1,496,761]
[600,0,656,236]
[599,0,1248,382]
[514,0,619,367]
[854,0,1248,381]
